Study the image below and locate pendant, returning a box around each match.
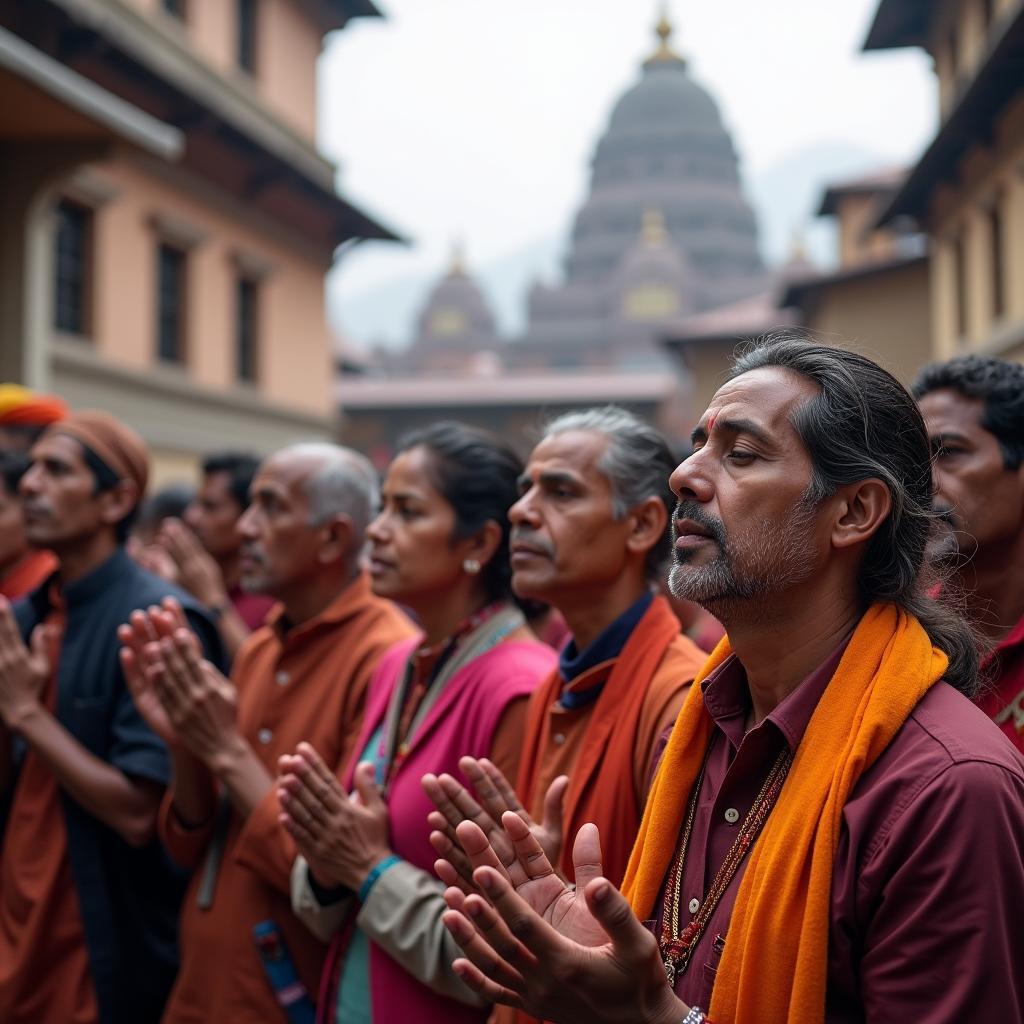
[664,959,676,987]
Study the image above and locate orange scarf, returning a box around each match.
[517,595,682,885]
[621,604,947,1023]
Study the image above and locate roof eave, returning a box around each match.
[862,0,931,51]
[0,25,182,159]
[876,9,1024,226]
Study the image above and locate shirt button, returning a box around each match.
[688,897,700,914]
[724,807,740,824]
[275,671,290,686]
[553,733,566,745]
[257,728,273,745]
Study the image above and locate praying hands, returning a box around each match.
[118,597,241,768]
[277,743,395,894]
[437,813,690,1024]
[422,755,568,894]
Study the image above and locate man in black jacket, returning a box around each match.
[0,410,222,1024]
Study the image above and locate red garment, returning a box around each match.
[228,584,276,633]
[977,614,1024,753]
[650,647,1024,1020]
[0,550,57,601]
[518,596,705,887]
[0,597,98,1024]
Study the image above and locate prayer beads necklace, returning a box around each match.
[660,744,794,987]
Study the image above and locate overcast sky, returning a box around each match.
[318,0,936,344]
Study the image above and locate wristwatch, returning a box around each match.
[681,1008,707,1024]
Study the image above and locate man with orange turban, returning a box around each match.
[0,410,223,1024]
[0,384,67,454]
[434,338,1024,1024]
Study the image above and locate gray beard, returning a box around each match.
[668,499,819,624]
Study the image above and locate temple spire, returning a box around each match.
[644,3,686,67]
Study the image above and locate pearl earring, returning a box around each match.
[463,558,481,575]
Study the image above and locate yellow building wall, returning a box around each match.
[927,95,1024,359]
[78,158,333,417]
[803,261,933,386]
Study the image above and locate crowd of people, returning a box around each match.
[0,335,1021,1024]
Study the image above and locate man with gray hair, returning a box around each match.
[426,408,705,905]
[119,442,413,1022]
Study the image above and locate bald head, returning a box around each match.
[237,443,378,609]
[269,443,378,540]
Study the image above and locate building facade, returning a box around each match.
[0,0,396,483]
[865,0,1024,363]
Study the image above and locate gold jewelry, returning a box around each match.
[660,745,793,986]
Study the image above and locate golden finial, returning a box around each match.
[645,3,685,66]
[641,208,668,245]
[449,239,465,276]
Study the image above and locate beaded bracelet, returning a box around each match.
[358,854,401,903]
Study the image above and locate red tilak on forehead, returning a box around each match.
[707,413,717,432]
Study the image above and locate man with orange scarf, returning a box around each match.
[426,407,705,906]
[434,337,1024,1024]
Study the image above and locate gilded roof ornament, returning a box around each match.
[645,4,686,67]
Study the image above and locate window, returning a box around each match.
[162,0,186,19]
[236,277,259,383]
[156,242,187,364]
[237,0,257,73]
[990,198,1004,321]
[54,200,92,336]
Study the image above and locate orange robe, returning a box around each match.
[159,574,413,1023]
[0,601,98,1024]
[507,597,706,1024]
[0,549,58,601]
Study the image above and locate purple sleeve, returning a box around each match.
[853,759,1024,1023]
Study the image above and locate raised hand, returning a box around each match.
[147,620,239,766]
[441,818,687,1024]
[157,518,229,609]
[0,597,56,730]
[277,744,394,893]
[118,604,180,747]
[423,756,568,893]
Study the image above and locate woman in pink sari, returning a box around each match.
[277,422,554,1024]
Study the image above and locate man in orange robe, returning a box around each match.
[122,443,412,1023]
[428,408,706,893]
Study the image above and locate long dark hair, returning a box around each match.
[730,334,979,696]
[396,421,523,605]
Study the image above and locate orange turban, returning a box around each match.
[46,411,149,498]
[0,384,67,427]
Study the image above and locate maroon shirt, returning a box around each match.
[228,583,275,632]
[977,613,1024,754]
[649,645,1024,1022]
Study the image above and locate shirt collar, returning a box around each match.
[58,548,132,607]
[265,570,377,647]
[559,589,653,684]
[701,636,851,752]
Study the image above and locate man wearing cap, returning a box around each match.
[0,411,222,1024]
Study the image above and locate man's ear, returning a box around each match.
[317,515,355,566]
[99,480,139,529]
[624,496,669,560]
[830,478,891,550]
